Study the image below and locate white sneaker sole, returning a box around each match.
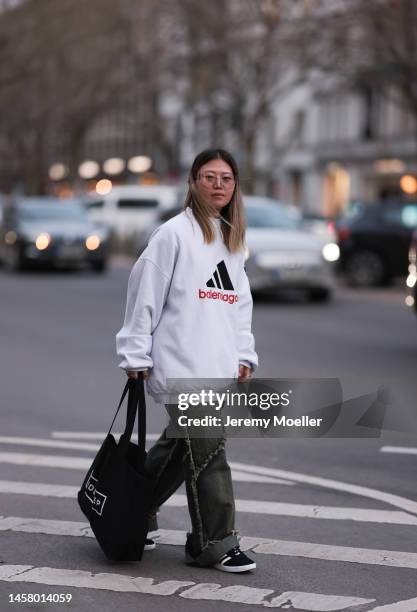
[144,542,156,551]
[213,561,256,573]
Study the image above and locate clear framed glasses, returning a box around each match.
[197,172,236,189]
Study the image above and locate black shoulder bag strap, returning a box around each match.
[108,375,147,467]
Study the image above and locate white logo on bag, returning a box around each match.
[84,472,107,516]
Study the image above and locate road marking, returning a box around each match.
[234,502,417,525]
[0,435,160,451]
[179,583,274,605]
[0,479,415,525]
[0,564,194,596]
[229,461,417,516]
[0,516,93,537]
[0,451,290,485]
[51,431,161,441]
[0,564,375,609]
[380,446,417,456]
[263,591,374,610]
[0,481,79,499]
[252,539,417,569]
[0,436,100,452]
[368,596,417,611]
[226,471,292,484]
[3,448,417,514]
[2,516,417,570]
[45,445,417,514]
[180,584,373,610]
[0,452,92,470]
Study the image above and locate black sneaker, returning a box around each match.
[214,546,256,573]
[144,538,156,551]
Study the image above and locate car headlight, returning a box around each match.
[406,274,416,289]
[322,242,340,262]
[86,235,101,250]
[35,233,51,250]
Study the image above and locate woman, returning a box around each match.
[116,148,258,573]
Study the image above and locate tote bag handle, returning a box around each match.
[108,376,147,463]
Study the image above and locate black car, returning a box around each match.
[406,229,417,314]
[336,199,417,286]
[0,197,110,272]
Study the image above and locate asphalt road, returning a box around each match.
[1,260,417,612]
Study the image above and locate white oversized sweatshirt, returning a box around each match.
[116,207,258,402]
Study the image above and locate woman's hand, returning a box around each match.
[238,364,252,383]
[127,369,150,380]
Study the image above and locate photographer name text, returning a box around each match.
[177,415,323,428]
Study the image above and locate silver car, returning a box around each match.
[244,197,339,301]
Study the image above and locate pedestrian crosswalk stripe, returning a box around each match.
[0,436,100,452]
[235,501,417,525]
[380,446,417,456]
[13,436,417,514]
[2,449,417,518]
[0,452,91,470]
[1,516,417,570]
[0,564,194,597]
[0,451,291,485]
[0,516,417,569]
[1,479,416,525]
[0,435,159,451]
[367,596,417,611]
[0,564,375,610]
[52,431,160,441]
[250,539,417,570]
[180,584,374,610]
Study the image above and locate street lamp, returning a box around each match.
[128,156,152,173]
[103,158,125,175]
[78,160,100,180]
[49,163,68,181]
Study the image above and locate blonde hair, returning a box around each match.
[183,149,246,253]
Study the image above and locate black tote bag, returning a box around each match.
[78,376,155,561]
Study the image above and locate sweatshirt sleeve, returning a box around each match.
[115,226,178,371]
[237,262,259,371]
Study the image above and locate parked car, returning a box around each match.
[336,199,417,286]
[406,229,417,314]
[301,212,337,243]
[0,197,110,272]
[138,196,339,301]
[244,197,338,301]
[81,185,178,249]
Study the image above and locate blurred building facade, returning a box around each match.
[273,82,417,216]
[0,0,177,195]
[1,0,416,211]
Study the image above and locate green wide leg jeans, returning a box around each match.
[144,405,239,566]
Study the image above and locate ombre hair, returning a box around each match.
[183,148,246,253]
